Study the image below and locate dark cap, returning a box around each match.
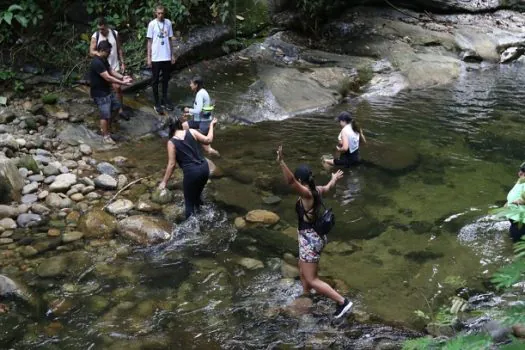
[294,164,312,183]
[97,40,112,52]
[337,111,353,123]
[520,162,525,171]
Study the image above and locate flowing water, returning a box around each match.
[5,62,525,348]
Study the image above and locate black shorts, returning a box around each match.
[333,150,360,168]
[509,220,525,243]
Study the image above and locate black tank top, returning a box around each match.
[170,131,205,170]
[296,198,317,230]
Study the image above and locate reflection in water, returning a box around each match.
[340,168,363,206]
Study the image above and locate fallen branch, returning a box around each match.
[103,176,149,209]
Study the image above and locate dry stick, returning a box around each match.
[103,176,149,209]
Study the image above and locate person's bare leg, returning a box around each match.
[301,261,344,304]
[298,261,310,295]
[101,119,109,136]
[112,83,124,114]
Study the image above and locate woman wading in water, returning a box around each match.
[277,145,353,318]
[159,116,217,218]
[324,111,366,168]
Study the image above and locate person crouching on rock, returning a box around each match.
[89,40,133,145]
[323,111,366,168]
[504,162,525,242]
[158,116,217,218]
[183,76,220,157]
[276,145,353,319]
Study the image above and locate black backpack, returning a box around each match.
[315,197,335,236]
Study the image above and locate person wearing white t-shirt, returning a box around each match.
[89,17,129,120]
[147,5,176,115]
[324,111,366,168]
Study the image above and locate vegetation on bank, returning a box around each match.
[403,231,525,350]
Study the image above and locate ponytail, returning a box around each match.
[306,175,320,216]
[351,119,361,133]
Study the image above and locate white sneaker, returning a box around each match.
[103,135,116,145]
[334,298,353,319]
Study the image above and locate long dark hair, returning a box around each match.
[295,166,320,215]
[340,111,362,133]
[168,117,183,138]
[191,76,204,92]
[306,175,320,215]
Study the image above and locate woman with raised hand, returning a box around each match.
[276,145,353,319]
[159,116,217,219]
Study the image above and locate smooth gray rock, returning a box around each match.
[0,217,17,230]
[106,199,134,215]
[45,192,73,209]
[33,155,52,165]
[49,173,77,192]
[0,134,19,150]
[16,213,43,228]
[0,205,17,219]
[31,203,51,215]
[96,162,119,176]
[62,231,84,243]
[94,174,117,190]
[43,164,60,176]
[28,174,45,182]
[0,156,25,203]
[79,144,92,155]
[21,193,38,205]
[22,182,39,195]
[117,215,171,245]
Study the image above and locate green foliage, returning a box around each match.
[491,260,525,289]
[0,67,16,81]
[500,305,525,326]
[0,2,44,43]
[440,334,491,350]
[402,337,435,350]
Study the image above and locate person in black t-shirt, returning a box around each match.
[90,40,133,144]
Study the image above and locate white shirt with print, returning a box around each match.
[339,124,360,153]
[146,19,174,62]
[92,30,120,71]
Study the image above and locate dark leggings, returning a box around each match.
[509,220,525,243]
[151,61,171,105]
[183,162,210,218]
[333,149,360,168]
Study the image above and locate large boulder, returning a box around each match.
[78,209,118,238]
[117,215,172,245]
[245,209,280,225]
[399,0,522,12]
[0,156,24,203]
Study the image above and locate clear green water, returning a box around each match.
[6,63,525,348]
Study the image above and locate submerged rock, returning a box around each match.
[78,209,118,238]
[36,251,91,278]
[237,257,264,270]
[117,215,171,245]
[245,209,280,225]
[106,199,134,215]
[151,188,174,205]
[360,140,420,173]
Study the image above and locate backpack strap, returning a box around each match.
[111,29,120,62]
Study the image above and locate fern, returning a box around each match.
[402,337,436,350]
[441,334,491,350]
[501,305,525,326]
[514,236,525,259]
[491,260,525,289]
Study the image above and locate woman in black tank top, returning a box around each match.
[159,116,217,218]
[277,146,353,319]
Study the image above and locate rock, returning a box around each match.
[96,162,119,176]
[94,174,117,190]
[31,203,50,215]
[0,218,16,230]
[283,252,297,266]
[262,195,282,205]
[49,173,77,192]
[245,209,280,225]
[79,144,92,155]
[283,297,313,317]
[0,238,13,244]
[483,320,511,343]
[17,155,39,173]
[18,168,29,178]
[28,174,44,182]
[0,156,25,203]
[22,182,39,195]
[18,204,29,214]
[234,217,246,230]
[162,204,185,223]
[512,324,525,338]
[85,192,101,200]
[21,193,38,204]
[0,134,19,150]
[360,140,420,173]
[62,231,84,243]
[16,138,27,147]
[0,205,17,219]
[117,215,171,245]
[0,275,33,304]
[78,209,118,238]
[36,251,91,278]
[43,164,60,176]
[136,200,161,212]
[117,175,128,190]
[20,245,38,257]
[70,193,84,202]
[0,110,15,124]
[66,211,81,225]
[151,188,174,205]
[106,199,134,215]
[80,177,95,187]
[16,213,43,228]
[281,261,299,278]
[237,257,264,270]
[45,193,73,209]
[501,46,525,64]
[33,155,52,165]
[47,228,61,237]
[37,190,49,200]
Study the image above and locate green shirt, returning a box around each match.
[506,179,525,221]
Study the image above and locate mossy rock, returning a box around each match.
[361,140,420,174]
[241,226,297,257]
[17,155,39,173]
[41,93,58,105]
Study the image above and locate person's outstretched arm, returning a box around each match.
[360,129,367,144]
[159,141,176,189]
[276,145,312,198]
[190,118,217,145]
[318,170,344,195]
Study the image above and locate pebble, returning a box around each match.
[85,192,101,200]
[20,246,38,257]
[79,144,92,155]
[28,174,45,182]
[19,168,29,178]
[94,174,117,190]
[44,176,57,184]
[43,165,60,176]
[106,199,134,215]
[16,138,27,147]
[82,186,95,194]
[0,238,14,245]
[96,162,119,176]
[47,228,61,237]
[38,190,49,200]
[62,231,84,243]
[70,193,84,202]
[21,193,38,205]
[49,173,77,192]
[17,213,43,228]
[80,177,95,187]
[22,182,39,194]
